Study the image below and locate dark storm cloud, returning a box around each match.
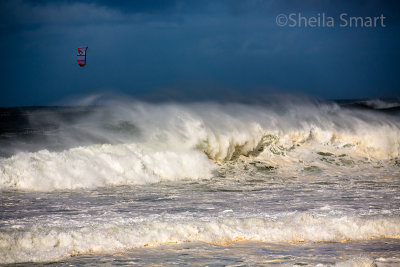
[2,0,399,25]
[0,0,399,106]
[0,0,203,26]
[0,0,126,27]
[92,0,181,13]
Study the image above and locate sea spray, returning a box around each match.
[1,99,399,191]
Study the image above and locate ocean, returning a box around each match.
[0,97,400,266]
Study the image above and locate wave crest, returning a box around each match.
[1,100,399,191]
[1,214,399,264]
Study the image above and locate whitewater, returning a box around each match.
[1,97,400,266]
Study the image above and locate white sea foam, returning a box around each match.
[1,214,399,264]
[314,257,378,267]
[334,257,377,267]
[0,100,399,191]
[0,144,214,191]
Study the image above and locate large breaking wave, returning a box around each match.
[0,97,399,191]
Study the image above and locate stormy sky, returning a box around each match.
[0,0,399,106]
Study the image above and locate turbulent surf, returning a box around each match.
[0,96,399,265]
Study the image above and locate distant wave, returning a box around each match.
[0,98,399,191]
[339,98,400,110]
[361,99,400,110]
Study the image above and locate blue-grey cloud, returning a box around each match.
[0,0,399,106]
